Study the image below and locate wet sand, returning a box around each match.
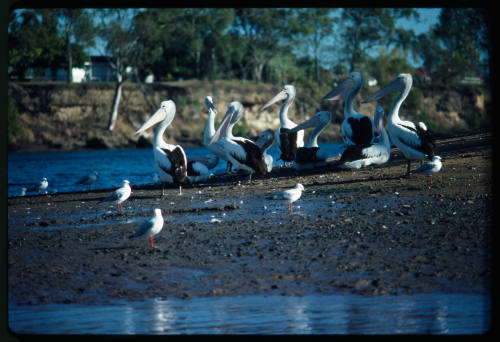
[7,132,493,305]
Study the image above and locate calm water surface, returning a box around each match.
[7,144,345,197]
[8,293,490,334]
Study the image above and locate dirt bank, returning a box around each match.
[7,132,492,305]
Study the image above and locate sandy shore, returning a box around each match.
[7,131,492,305]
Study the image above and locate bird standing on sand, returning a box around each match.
[129,208,164,248]
[76,171,99,190]
[100,179,131,213]
[31,177,48,194]
[411,156,442,184]
[272,183,305,213]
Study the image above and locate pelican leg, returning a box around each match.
[225,162,233,174]
[161,183,166,197]
[179,185,182,195]
[405,160,412,177]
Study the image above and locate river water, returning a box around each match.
[7,144,345,198]
[8,293,490,334]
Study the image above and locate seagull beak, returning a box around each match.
[260,90,287,111]
[288,114,322,133]
[135,107,168,135]
[362,78,402,103]
[209,105,235,144]
[323,77,355,101]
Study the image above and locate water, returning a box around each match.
[8,293,490,334]
[7,143,345,197]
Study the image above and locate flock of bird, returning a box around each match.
[26,72,443,248]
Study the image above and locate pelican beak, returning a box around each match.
[362,78,402,103]
[323,77,355,101]
[135,107,168,135]
[288,114,322,133]
[260,90,287,111]
[205,97,217,114]
[209,105,236,144]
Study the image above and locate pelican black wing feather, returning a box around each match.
[398,123,437,158]
[279,128,298,162]
[295,147,321,164]
[231,139,268,175]
[161,147,188,184]
[347,116,373,147]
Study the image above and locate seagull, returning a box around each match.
[20,187,27,196]
[128,208,164,248]
[30,177,48,194]
[411,156,442,184]
[100,179,132,213]
[272,183,305,213]
[75,171,99,190]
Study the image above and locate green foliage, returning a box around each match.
[8,97,24,143]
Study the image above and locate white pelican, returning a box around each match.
[323,72,374,147]
[128,208,164,248]
[362,73,437,176]
[30,177,48,194]
[260,85,305,164]
[187,154,219,183]
[272,183,305,213]
[101,179,131,213]
[255,129,276,173]
[288,111,331,171]
[75,171,99,190]
[336,106,391,169]
[411,156,442,184]
[209,102,268,181]
[136,100,188,195]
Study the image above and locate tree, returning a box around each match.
[95,9,140,131]
[52,9,95,83]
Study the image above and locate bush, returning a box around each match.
[8,97,24,143]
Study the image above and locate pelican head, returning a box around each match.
[260,84,296,111]
[209,101,244,144]
[288,111,332,133]
[255,129,276,150]
[135,100,176,134]
[323,72,363,101]
[362,73,413,103]
[205,96,216,114]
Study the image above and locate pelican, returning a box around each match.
[411,156,442,184]
[209,102,268,181]
[30,177,48,194]
[260,85,304,164]
[323,72,374,147]
[205,100,245,174]
[288,111,331,171]
[336,106,391,169]
[255,129,276,173]
[136,100,188,195]
[362,73,436,176]
[75,171,99,190]
[128,208,164,248]
[101,179,131,213]
[187,154,219,183]
[272,183,305,213]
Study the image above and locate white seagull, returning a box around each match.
[288,111,331,171]
[336,106,391,169]
[323,72,375,147]
[411,156,442,184]
[100,179,131,213]
[30,177,48,194]
[128,208,164,248]
[75,171,99,190]
[20,187,27,196]
[272,183,305,213]
[209,101,268,181]
[260,85,305,165]
[363,73,437,176]
[136,100,188,195]
[254,129,277,173]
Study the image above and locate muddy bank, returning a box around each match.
[7,132,493,305]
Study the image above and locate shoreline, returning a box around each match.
[7,132,493,305]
